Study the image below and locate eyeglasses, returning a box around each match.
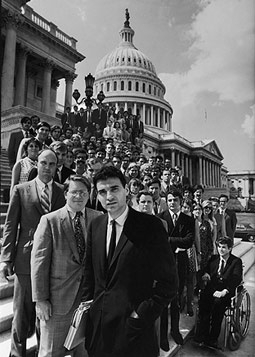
[69,190,88,197]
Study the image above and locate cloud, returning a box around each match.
[159,0,255,112]
[241,105,255,139]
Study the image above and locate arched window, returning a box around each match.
[142,83,146,93]
[121,81,124,90]
[113,81,117,91]
[154,86,156,95]
[107,82,110,91]
[149,85,151,94]
[128,81,132,91]
[101,83,103,91]
[136,82,139,91]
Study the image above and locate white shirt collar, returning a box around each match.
[108,205,129,227]
[35,177,53,190]
[66,204,86,220]
[169,210,181,219]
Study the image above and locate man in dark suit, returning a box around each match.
[158,189,194,347]
[91,102,107,130]
[195,236,242,349]
[83,166,178,357]
[69,105,81,131]
[8,116,32,168]
[214,194,237,241]
[31,175,101,356]
[0,149,65,357]
[61,106,71,132]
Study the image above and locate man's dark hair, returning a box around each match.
[216,236,233,248]
[64,174,91,193]
[147,178,161,188]
[219,194,229,201]
[64,127,73,135]
[136,190,153,202]
[21,116,31,125]
[193,184,204,193]
[167,189,183,200]
[93,166,126,188]
[50,125,61,134]
[74,149,87,159]
[37,121,51,130]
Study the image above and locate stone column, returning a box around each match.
[142,103,146,123]
[64,72,77,109]
[14,45,29,106]
[150,106,154,126]
[189,157,193,185]
[124,102,128,111]
[171,148,175,167]
[1,11,23,111]
[199,156,203,184]
[176,151,180,167]
[185,155,189,177]
[41,59,54,114]
[157,107,160,127]
[134,102,137,115]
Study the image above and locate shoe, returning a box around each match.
[160,339,170,352]
[171,330,184,345]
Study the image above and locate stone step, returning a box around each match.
[1,172,12,178]
[0,296,13,333]
[0,330,37,357]
[0,204,9,214]
[0,214,7,225]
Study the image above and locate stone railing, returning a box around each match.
[23,5,77,49]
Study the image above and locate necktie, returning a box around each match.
[173,213,177,226]
[154,202,158,214]
[108,220,116,267]
[221,211,227,236]
[218,258,225,276]
[74,212,85,262]
[57,168,61,183]
[25,131,29,138]
[41,184,50,214]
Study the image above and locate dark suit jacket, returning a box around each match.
[0,179,65,274]
[91,108,107,130]
[157,210,194,252]
[8,131,25,168]
[214,209,237,239]
[83,207,178,356]
[204,253,242,297]
[31,206,101,315]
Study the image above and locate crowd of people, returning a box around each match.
[1,110,241,357]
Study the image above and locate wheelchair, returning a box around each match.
[195,282,251,351]
[223,283,251,350]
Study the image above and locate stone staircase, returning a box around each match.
[0,149,254,356]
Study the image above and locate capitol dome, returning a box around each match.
[94,10,173,133]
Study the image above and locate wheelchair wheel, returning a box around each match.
[236,289,251,338]
[228,331,241,351]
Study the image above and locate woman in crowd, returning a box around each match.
[127,178,142,210]
[64,150,75,169]
[10,137,42,191]
[113,121,123,143]
[71,134,82,149]
[193,203,213,289]
[181,198,200,316]
[202,200,218,254]
[125,162,140,182]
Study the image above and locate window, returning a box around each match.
[136,82,139,91]
[113,81,117,91]
[149,85,151,94]
[107,82,110,91]
[121,81,124,90]
[142,83,145,93]
[36,85,43,98]
[128,81,132,91]
[101,83,104,91]
[154,87,156,95]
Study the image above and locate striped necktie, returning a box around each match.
[108,220,116,267]
[41,184,50,214]
[173,213,177,226]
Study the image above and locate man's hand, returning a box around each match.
[36,301,52,321]
[0,262,13,281]
[213,289,228,298]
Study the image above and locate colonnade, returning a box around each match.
[106,101,172,132]
[1,11,76,114]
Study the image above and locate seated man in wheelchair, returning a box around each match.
[195,236,243,349]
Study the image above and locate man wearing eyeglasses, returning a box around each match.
[31,175,102,356]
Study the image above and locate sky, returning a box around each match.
[30,0,255,172]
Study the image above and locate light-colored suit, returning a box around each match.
[31,205,101,356]
[0,179,65,356]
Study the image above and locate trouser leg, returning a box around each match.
[10,274,36,357]
[209,297,228,341]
